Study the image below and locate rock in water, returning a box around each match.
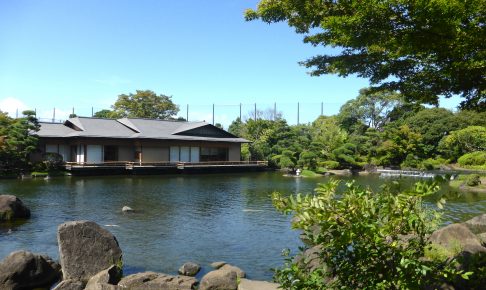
[122,206,133,212]
[0,250,61,290]
[210,261,227,269]
[57,220,123,282]
[0,195,31,221]
[200,269,238,290]
[220,264,246,279]
[178,262,201,276]
[464,214,486,234]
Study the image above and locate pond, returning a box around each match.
[1,171,486,280]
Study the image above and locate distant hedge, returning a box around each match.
[458,151,486,167]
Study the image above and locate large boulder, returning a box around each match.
[219,264,246,279]
[57,221,123,282]
[85,265,122,290]
[118,271,197,289]
[429,223,486,254]
[0,195,30,221]
[464,214,486,234]
[52,279,86,290]
[178,262,201,276]
[199,269,237,290]
[238,278,279,290]
[0,250,61,290]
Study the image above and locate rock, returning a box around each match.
[429,223,485,254]
[238,278,279,290]
[478,232,486,246]
[294,245,327,273]
[85,265,122,290]
[0,195,31,221]
[220,264,246,279]
[210,261,226,269]
[0,250,61,290]
[57,220,123,282]
[52,279,86,290]
[121,206,133,212]
[199,269,237,290]
[118,271,197,289]
[178,262,201,276]
[85,283,121,290]
[464,214,486,234]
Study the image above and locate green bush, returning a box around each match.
[418,157,448,170]
[458,151,486,167]
[318,160,340,170]
[466,174,481,187]
[272,181,470,289]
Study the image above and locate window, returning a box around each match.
[104,146,118,162]
[200,147,228,162]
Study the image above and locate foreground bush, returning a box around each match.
[272,181,470,289]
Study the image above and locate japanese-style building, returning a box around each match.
[34,117,265,175]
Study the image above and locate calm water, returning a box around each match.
[1,172,486,280]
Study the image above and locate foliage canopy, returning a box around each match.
[246,0,486,111]
[109,90,179,119]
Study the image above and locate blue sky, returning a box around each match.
[0,0,460,127]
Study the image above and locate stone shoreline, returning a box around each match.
[0,219,279,290]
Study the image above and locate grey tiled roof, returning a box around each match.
[37,117,248,143]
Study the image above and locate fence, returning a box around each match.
[10,101,344,128]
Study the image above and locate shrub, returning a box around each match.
[458,151,486,167]
[318,160,339,170]
[418,158,448,170]
[42,152,64,172]
[272,181,470,289]
[466,174,481,187]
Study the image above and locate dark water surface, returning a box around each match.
[1,172,485,280]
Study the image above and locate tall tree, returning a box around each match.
[338,88,403,131]
[112,90,179,119]
[0,110,40,173]
[246,0,486,110]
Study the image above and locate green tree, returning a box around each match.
[273,149,297,171]
[338,89,403,131]
[0,110,40,173]
[228,117,245,137]
[311,116,347,159]
[246,1,486,111]
[439,126,486,160]
[112,90,179,119]
[93,109,117,118]
[376,125,424,167]
[405,108,457,155]
[332,143,360,169]
[272,181,469,289]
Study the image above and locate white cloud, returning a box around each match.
[0,97,29,117]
